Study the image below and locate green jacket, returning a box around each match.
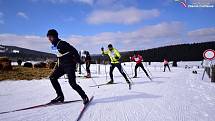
[102,48,121,64]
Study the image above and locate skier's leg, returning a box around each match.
[134,64,138,77]
[49,66,65,97]
[65,65,88,101]
[86,63,91,77]
[140,63,150,77]
[167,64,171,71]
[88,63,91,74]
[164,65,166,72]
[109,64,115,82]
[116,63,130,83]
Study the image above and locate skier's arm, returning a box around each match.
[114,49,121,59]
[102,50,109,55]
[101,47,111,55]
[58,41,81,63]
[85,56,91,63]
[101,48,109,55]
[139,55,143,62]
[130,56,134,61]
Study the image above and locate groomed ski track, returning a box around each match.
[0,62,215,121]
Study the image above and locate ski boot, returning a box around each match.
[133,75,137,78]
[107,80,114,84]
[50,95,64,103]
[85,73,91,78]
[83,96,89,105]
[125,79,132,90]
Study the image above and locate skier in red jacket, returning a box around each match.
[163,58,171,72]
[131,52,151,80]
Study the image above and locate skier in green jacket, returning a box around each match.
[101,44,131,89]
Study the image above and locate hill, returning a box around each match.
[0,45,56,61]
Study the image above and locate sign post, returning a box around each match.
[202,49,215,80]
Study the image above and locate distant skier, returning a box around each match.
[101,44,131,88]
[163,58,171,72]
[131,52,151,80]
[47,29,89,104]
[84,51,91,78]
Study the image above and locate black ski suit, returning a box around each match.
[49,39,87,99]
[85,54,91,75]
[164,64,171,72]
[134,63,149,77]
[109,63,129,83]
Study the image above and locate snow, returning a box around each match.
[0,62,215,121]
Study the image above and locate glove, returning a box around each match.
[115,56,119,60]
[101,47,104,51]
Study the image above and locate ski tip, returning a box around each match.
[90,96,94,100]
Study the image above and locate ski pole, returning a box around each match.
[81,64,99,88]
[131,62,133,76]
[121,66,134,84]
[105,63,107,81]
[144,62,152,77]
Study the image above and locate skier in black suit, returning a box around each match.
[47,29,89,105]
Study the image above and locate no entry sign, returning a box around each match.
[203,49,215,60]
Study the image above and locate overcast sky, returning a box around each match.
[0,0,215,54]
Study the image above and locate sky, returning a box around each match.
[0,0,215,54]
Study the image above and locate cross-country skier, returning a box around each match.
[163,58,171,72]
[130,52,151,80]
[101,44,131,88]
[84,51,91,78]
[47,29,89,104]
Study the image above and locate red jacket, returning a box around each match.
[131,55,143,64]
[164,59,169,65]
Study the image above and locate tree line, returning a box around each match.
[91,41,215,63]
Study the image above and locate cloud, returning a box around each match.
[64,22,184,51]
[0,34,49,52]
[74,0,94,5]
[17,12,29,20]
[187,27,215,42]
[1,22,214,54]
[86,7,160,25]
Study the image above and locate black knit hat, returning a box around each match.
[108,44,113,48]
[47,29,58,38]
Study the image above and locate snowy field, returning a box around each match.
[0,62,215,121]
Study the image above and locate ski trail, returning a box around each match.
[82,68,215,121]
[0,64,215,121]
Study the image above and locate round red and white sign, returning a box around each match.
[203,49,215,60]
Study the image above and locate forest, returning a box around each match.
[91,41,215,64]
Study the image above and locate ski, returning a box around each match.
[76,96,94,121]
[132,77,141,78]
[0,99,82,115]
[77,76,93,79]
[132,76,152,81]
[89,82,121,87]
